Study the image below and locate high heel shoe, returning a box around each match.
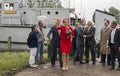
[65,66,68,70]
[62,67,66,71]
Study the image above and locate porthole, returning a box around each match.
[47,11,50,15]
[55,11,59,15]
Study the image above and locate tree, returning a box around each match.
[109,7,120,25]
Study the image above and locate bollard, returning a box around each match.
[8,36,11,51]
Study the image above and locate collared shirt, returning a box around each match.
[87,26,91,33]
[104,26,110,29]
[111,28,117,43]
[69,13,75,18]
[78,14,81,19]
[81,25,85,31]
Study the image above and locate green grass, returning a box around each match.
[0,52,48,76]
[0,52,29,76]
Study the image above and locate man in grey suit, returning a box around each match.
[84,21,96,64]
[73,20,86,64]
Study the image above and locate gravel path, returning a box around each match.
[14,59,120,76]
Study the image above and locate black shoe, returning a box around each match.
[76,58,80,61]
[73,62,77,65]
[40,61,46,64]
[60,65,63,67]
[102,63,105,66]
[109,68,114,70]
[107,64,111,65]
[85,61,89,64]
[80,61,85,64]
[52,65,56,67]
[107,63,111,65]
[92,62,96,65]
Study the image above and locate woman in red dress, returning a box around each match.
[57,18,74,71]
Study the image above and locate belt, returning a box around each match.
[110,43,114,45]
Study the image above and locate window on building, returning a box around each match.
[4,3,14,10]
[5,3,9,10]
[9,3,14,10]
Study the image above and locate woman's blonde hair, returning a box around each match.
[54,18,60,23]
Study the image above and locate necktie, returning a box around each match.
[40,28,42,32]
[83,27,84,31]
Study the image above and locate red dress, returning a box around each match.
[57,26,74,54]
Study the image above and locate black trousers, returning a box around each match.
[110,44,120,68]
[70,18,75,26]
[74,45,84,63]
[51,45,62,67]
[73,19,76,25]
[78,18,81,23]
[85,44,96,63]
[72,39,79,61]
[96,48,100,58]
[95,43,100,58]
[101,54,111,65]
[72,39,76,56]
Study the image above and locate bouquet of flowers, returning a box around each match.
[66,29,72,35]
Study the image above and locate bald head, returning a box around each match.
[87,21,92,26]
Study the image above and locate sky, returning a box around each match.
[61,0,120,21]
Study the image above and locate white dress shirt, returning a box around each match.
[69,13,75,18]
[80,26,85,31]
[111,28,117,43]
[78,14,81,19]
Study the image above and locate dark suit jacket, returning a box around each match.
[85,26,96,46]
[47,26,60,46]
[118,28,120,48]
[109,28,120,48]
[76,26,85,47]
[73,28,78,41]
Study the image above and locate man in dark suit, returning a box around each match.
[73,20,86,64]
[46,19,62,67]
[72,23,80,57]
[84,21,96,64]
[109,21,120,70]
